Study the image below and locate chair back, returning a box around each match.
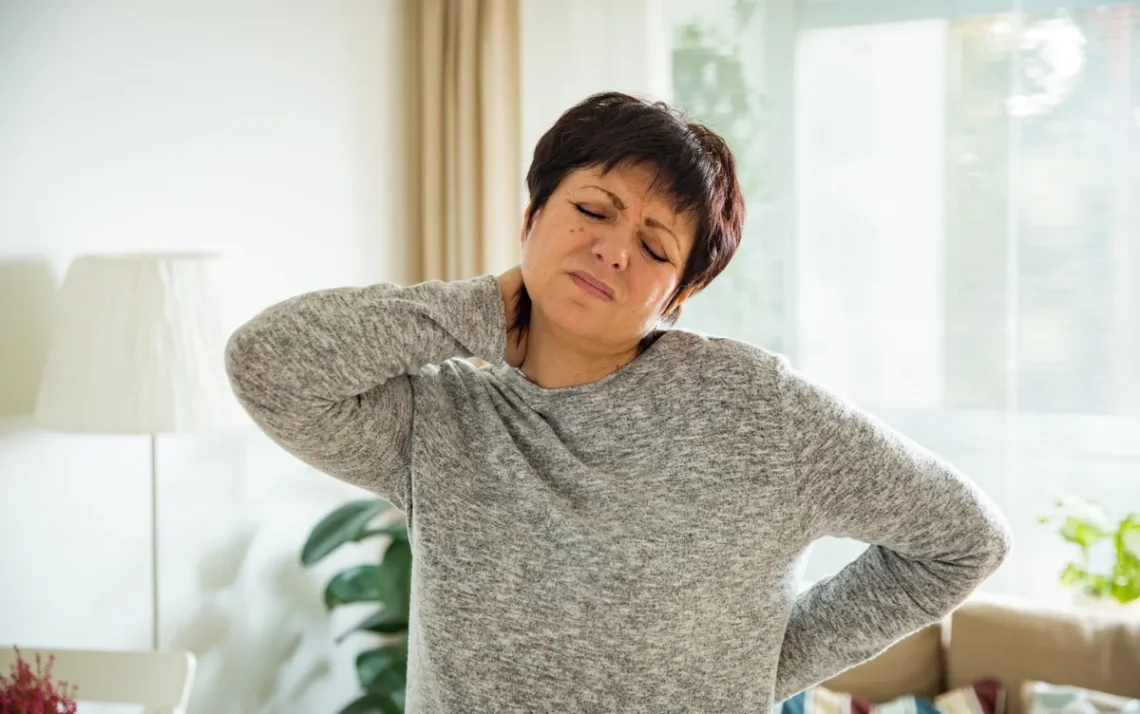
[0,646,196,714]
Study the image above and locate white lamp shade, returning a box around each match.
[34,253,248,434]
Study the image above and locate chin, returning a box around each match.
[535,289,611,340]
[549,306,604,340]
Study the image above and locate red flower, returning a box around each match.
[0,647,79,714]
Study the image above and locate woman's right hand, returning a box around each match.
[496,265,527,368]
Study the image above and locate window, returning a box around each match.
[666,0,1140,602]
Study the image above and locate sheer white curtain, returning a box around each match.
[518,0,673,192]
[658,0,1140,604]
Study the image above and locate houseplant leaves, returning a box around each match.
[302,499,391,566]
[335,693,403,714]
[303,497,414,711]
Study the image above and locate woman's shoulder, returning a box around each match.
[655,328,791,400]
[669,332,873,424]
[662,328,787,375]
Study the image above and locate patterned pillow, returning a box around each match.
[777,680,1006,714]
[1023,681,1140,714]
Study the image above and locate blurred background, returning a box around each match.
[1,0,1137,711]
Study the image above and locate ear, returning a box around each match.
[663,286,695,323]
[521,204,535,244]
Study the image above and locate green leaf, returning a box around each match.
[335,693,403,714]
[1110,573,1140,604]
[357,523,410,543]
[302,499,390,566]
[1111,518,1140,604]
[376,539,413,618]
[1060,516,1109,548]
[357,645,408,695]
[324,565,383,609]
[1059,562,1086,587]
[323,538,413,611]
[336,610,409,645]
[1087,574,1112,597]
[1119,515,1140,558]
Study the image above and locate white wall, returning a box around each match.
[0,1,409,711]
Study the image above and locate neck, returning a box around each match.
[519,317,643,390]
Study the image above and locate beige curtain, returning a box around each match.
[406,0,523,283]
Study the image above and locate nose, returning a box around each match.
[591,228,630,271]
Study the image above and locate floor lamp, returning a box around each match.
[33,252,248,651]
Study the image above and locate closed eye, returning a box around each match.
[642,242,667,263]
[575,204,605,220]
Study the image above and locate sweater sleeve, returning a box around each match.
[772,357,1013,702]
[223,274,507,512]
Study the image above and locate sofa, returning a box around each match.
[818,594,1140,714]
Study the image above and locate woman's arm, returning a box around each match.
[223,274,508,511]
[772,358,1012,701]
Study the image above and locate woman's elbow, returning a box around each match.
[957,507,1014,584]
[223,322,283,421]
[981,514,1015,574]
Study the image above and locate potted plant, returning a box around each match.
[0,647,79,713]
[1038,494,1140,610]
[301,499,412,714]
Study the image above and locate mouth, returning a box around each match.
[569,270,615,301]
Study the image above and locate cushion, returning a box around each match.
[821,622,946,701]
[777,679,1005,714]
[946,595,1140,714]
[1022,681,1140,714]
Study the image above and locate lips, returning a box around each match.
[569,270,614,300]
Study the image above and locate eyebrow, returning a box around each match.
[583,184,680,251]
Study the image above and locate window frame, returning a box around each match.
[672,0,1140,598]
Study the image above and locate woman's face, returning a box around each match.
[520,163,697,348]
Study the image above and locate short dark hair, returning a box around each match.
[511,91,745,347]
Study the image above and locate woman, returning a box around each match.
[225,92,1012,713]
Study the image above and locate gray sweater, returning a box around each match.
[224,274,1012,714]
